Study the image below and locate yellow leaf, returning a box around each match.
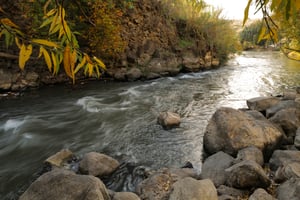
[45,9,56,17]
[49,13,59,34]
[1,18,19,28]
[243,0,252,26]
[19,44,32,70]
[51,51,58,74]
[257,25,267,43]
[63,45,72,78]
[71,49,77,77]
[32,39,59,48]
[74,55,87,74]
[40,47,52,72]
[15,37,22,49]
[93,56,106,70]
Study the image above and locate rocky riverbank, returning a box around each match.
[19,88,300,200]
[0,0,221,96]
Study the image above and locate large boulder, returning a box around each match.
[217,185,249,199]
[276,178,300,200]
[79,152,120,177]
[269,150,300,171]
[234,146,264,166]
[136,169,174,200]
[274,162,300,183]
[266,100,297,118]
[246,96,280,112]
[225,160,271,189]
[201,151,234,187]
[19,169,110,200]
[112,192,140,200]
[203,107,283,158]
[269,108,300,137]
[295,127,300,149]
[249,188,275,200]
[169,178,218,200]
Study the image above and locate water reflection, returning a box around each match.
[1,51,300,198]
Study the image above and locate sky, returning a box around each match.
[205,0,263,20]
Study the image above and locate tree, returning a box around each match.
[0,0,109,83]
[244,0,300,59]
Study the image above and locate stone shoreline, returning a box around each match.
[19,88,300,200]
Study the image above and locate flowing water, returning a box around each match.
[1,51,300,199]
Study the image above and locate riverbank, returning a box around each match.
[19,88,300,200]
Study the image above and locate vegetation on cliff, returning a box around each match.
[1,0,299,84]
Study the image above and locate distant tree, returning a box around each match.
[244,0,300,59]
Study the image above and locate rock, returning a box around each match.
[269,108,300,137]
[295,127,300,149]
[25,71,39,87]
[225,160,271,189]
[44,149,73,168]
[212,58,220,67]
[201,151,234,187]
[136,169,174,200]
[157,111,180,129]
[246,96,280,112]
[269,150,300,171]
[169,178,218,200]
[0,68,12,90]
[276,178,300,200]
[19,169,110,200]
[79,152,120,177]
[249,188,275,200]
[126,68,142,81]
[266,100,297,118]
[168,167,199,181]
[203,107,283,158]
[274,162,300,183]
[234,146,264,166]
[282,89,298,100]
[217,185,249,199]
[112,192,140,200]
[182,52,202,72]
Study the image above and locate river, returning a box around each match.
[1,51,300,199]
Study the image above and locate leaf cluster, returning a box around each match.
[0,0,107,83]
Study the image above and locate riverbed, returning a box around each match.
[1,51,300,199]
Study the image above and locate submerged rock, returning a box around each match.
[157,111,180,130]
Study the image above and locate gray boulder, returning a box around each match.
[217,185,249,199]
[79,152,120,177]
[201,151,234,187]
[234,146,264,166]
[112,192,140,200]
[295,127,300,149]
[269,150,300,171]
[169,178,218,200]
[246,96,280,112]
[203,107,283,158]
[249,188,276,200]
[266,100,297,118]
[274,162,300,183]
[19,169,110,200]
[225,160,271,189]
[276,178,300,200]
[269,108,300,137]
